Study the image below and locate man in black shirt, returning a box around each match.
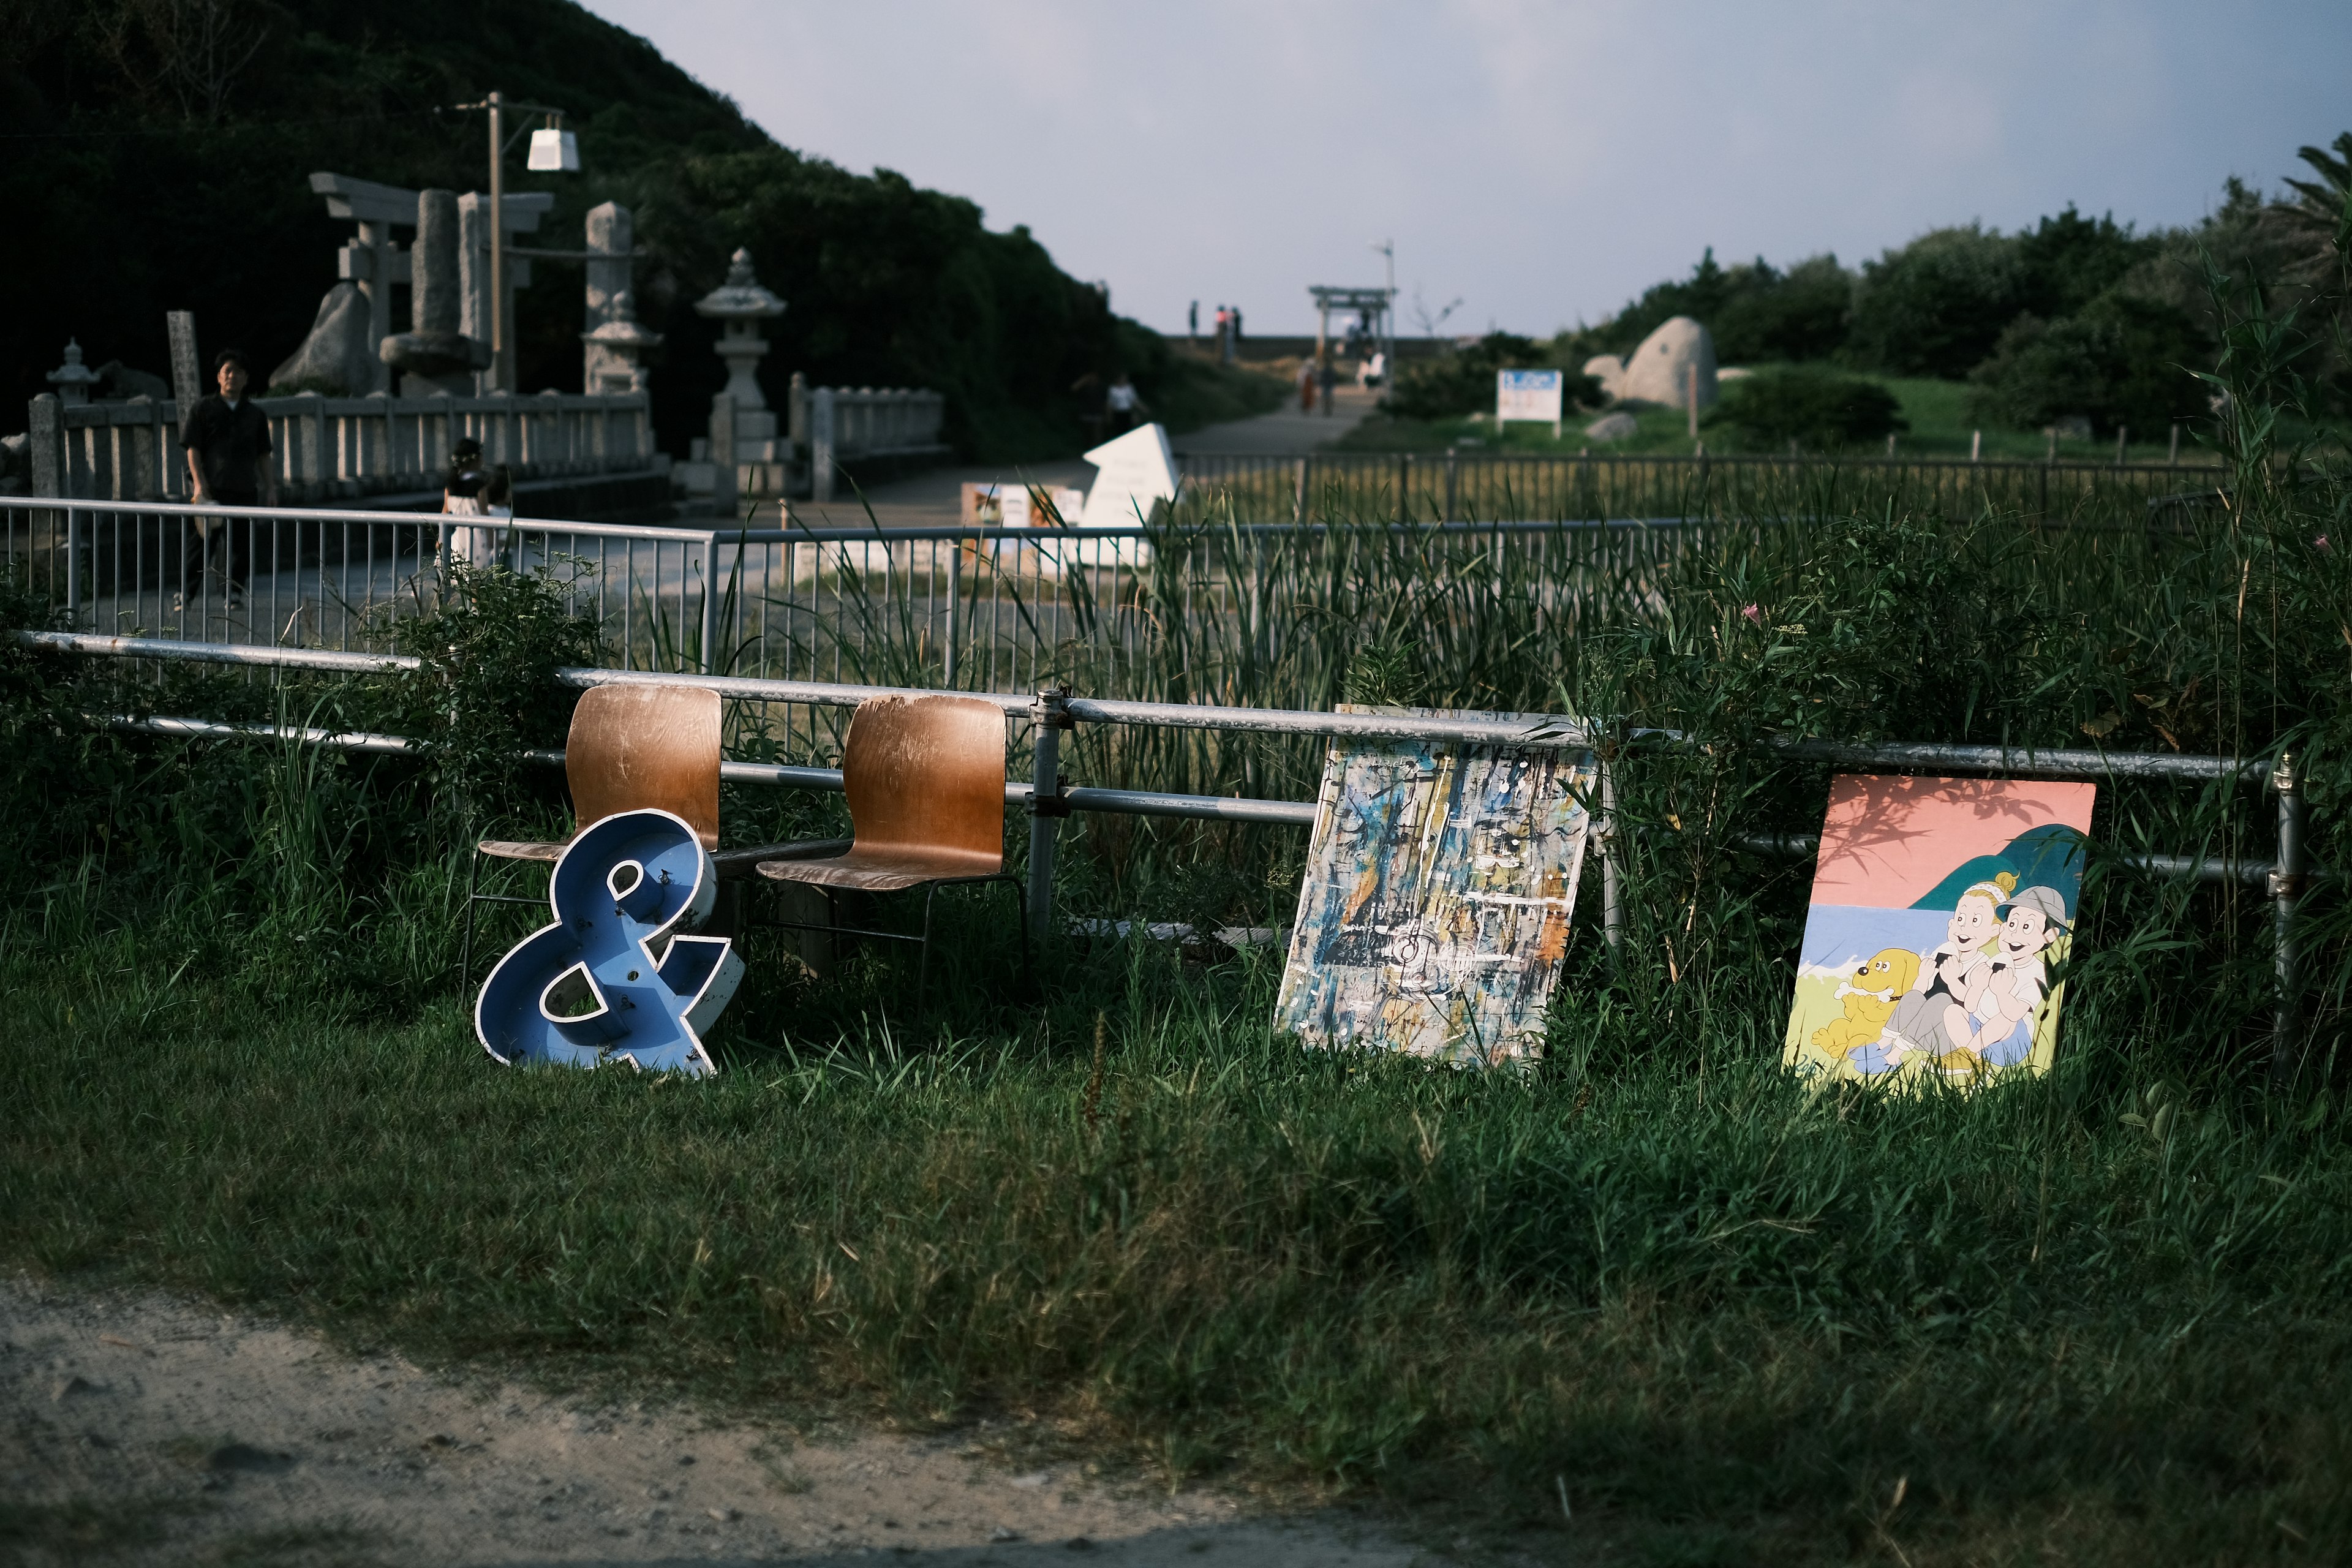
[178,349,276,608]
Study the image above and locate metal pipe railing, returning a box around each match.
[37,631,2320,1069]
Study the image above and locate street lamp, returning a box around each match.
[1368,238,1395,382]
[453,91,577,391]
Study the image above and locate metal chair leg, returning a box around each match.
[458,846,483,992]
[916,882,943,1025]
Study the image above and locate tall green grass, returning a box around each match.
[2,266,2349,1559]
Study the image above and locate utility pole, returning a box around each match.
[488,91,505,391]
[453,91,575,393]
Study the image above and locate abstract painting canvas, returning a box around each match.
[1784,775,2095,1088]
[1275,710,1597,1068]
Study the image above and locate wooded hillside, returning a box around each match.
[1,0,1253,460]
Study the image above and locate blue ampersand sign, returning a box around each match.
[475,809,743,1076]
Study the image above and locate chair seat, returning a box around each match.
[481,837,848,880]
[714,838,853,880]
[757,845,1004,892]
[478,839,565,862]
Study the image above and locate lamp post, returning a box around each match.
[454,91,577,391]
[1368,238,1395,383]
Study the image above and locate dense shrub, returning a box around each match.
[1564,249,1853,366]
[1705,366,1907,451]
[1963,294,2211,436]
[1378,333,1601,421]
[1845,224,2026,378]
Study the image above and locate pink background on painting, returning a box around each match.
[1808,775,2098,908]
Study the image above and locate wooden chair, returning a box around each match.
[755,693,1028,1016]
[459,683,847,986]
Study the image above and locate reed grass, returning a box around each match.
[2,270,2348,1559]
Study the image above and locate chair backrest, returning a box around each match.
[842,695,1006,869]
[567,684,722,850]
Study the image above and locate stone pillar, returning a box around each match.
[415,190,460,336]
[380,189,491,397]
[810,387,836,503]
[582,201,635,393]
[29,394,64,497]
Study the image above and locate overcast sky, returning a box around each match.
[579,0,2348,337]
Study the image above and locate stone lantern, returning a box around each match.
[693,249,786,469]
[46,339,101,406]
[579,290,663,394]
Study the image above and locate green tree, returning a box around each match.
[2014,205,2157,320]
[1845,224,2027,379]
[1962,294,2209,437]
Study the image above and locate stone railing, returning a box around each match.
[26,389,657,504]
[805,385,949,502]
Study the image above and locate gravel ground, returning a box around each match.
[1,1276,1433,1567]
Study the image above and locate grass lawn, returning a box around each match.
[1335,375,2243,465]
[7,886,2351,1565]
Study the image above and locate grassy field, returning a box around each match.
[1335,375,2239,462]
[7,883,2352,1566]
[4,313,2348,1560]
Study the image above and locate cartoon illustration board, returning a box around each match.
[1782,776,2095,1087]
[1275,709,1597,1069]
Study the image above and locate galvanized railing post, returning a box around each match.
[64,503,81,626]
[943,534,960,688]
[2272,752,2308,1087]
[1599,758,1622,965]
[1027,687,1070,940]
[699,530,721,674]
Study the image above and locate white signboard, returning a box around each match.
[1496,369,1565,437]
[1080,423,1180,529]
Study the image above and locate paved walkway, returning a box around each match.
[782,386,1381,530]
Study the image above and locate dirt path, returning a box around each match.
[2,1277,1433,1567]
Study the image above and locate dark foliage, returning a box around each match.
[1378,333,1600,421]
[1705,366,1908,451]
[1844,224,2026,379]
[1964,295,2212,437]
[2015,205,2160,320]
[1571,249,1853,367]
[0,0,1182,461]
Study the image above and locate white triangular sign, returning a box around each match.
[1079,423,1180,529]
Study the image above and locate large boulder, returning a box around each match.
[271,282,377,395]
[1618,316,1717,410]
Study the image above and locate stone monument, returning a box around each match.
[581,291,662,394]
[693,249,789,477]
[44,340,101,405]
[1617,316,1717,410]
[270,282,375,394]
[582,202,640,394]
[380,189,493,396]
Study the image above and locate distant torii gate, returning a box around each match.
[1306,284,1396,376]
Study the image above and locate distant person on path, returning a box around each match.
[1215,305,1233,365]
[178,348,276,610]
[442,437,496,568]
[1319,354,1340,416]
[1104,372,1148,435]
[1296,356,1316,412]
[1188,300,1199,342]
